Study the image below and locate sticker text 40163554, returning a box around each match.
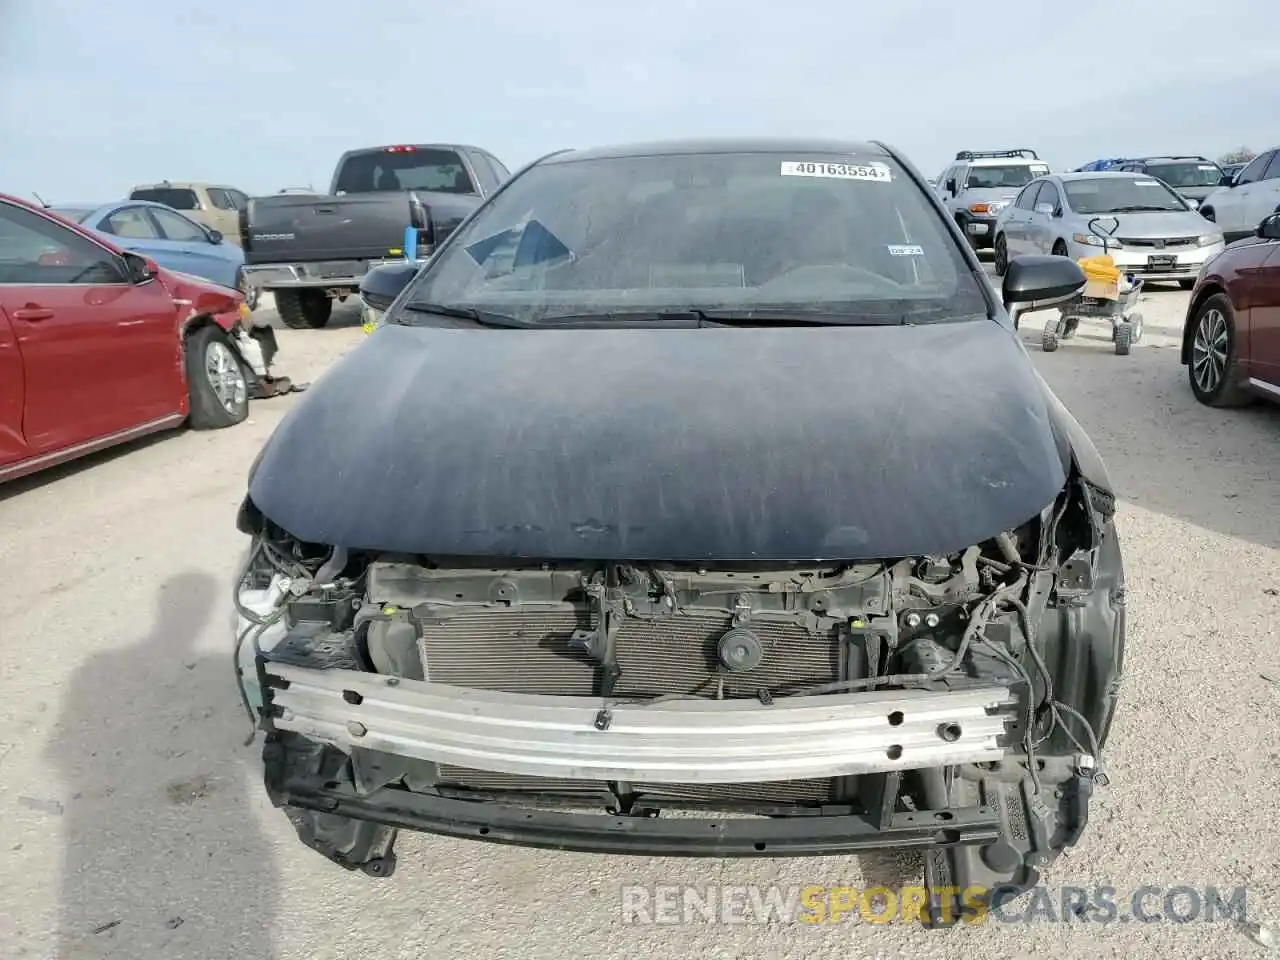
[780,161,892,182]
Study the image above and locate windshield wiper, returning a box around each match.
[1103,205,1176,213]
[397,302,534,328]
[536,310,912,328]
[698,311,909,327]
[533,310,710,328]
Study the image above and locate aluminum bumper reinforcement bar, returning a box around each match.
[265,664,1014,784]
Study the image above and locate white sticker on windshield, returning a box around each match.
[1135,179,1161,186]
[781,160,892,182]
[1198,164,1217,171]
[887,244,925,256]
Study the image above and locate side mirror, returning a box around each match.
[358,261,420,313]
[1256,213,1280,240]
[207,228,224,244]
[945,177,956,194]
[1219,174,1236,187]
[1002,254,1087,328]
[1034,203,1055,216]
[122,251,159,283]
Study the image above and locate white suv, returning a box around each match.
[1198,147,1280,243]
[936,149,1050,250]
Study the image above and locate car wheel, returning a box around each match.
[994,234,1009,275]
[1200,207,1215,222]
[1051,240,1069,258]
[1188,294,1251,407]
[186,325,250,429]
[276,288,333,329]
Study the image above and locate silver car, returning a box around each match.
[993,171,1225,289]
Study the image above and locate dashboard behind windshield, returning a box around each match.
[965,164,1049,189]
[1145,162,1223,188]
[398,150,989,325]
[1064,177,1187,214]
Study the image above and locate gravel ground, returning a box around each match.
[1,278,1278,960]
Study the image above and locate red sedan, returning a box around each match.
[1,193,252,483]
[1182,212,1280,406]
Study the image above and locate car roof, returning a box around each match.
[338,143,488,155]
[1054,170,1153,182]
[542,137,892,165]
[963,156,1046,167]
[59,198,205,218]
[130,181,227,190]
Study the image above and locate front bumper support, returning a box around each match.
[268,769,1004,858]
[265,663,1015,784]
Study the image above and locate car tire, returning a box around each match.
[186,324,250,429]
[276,289,333,329]
[1187,294,1251,407]
[993,234,1009,276]
[1051,240,1069,258]
[1178,279,1196,290]
[1200,207,1215,222]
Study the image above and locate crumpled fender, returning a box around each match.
[1036,370,1114,495]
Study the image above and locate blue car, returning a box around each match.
[48,199,257,309]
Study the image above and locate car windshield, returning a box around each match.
[130,188,198,210]
[965,164,1049,189]
[1145,161,1224,188]
[1064,176,1188,214]
[397,150,989,326]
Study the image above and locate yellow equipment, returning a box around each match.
[1077,255,1122,284]
[1077,254,1122,301]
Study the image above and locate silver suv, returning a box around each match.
[935,149,1050,250]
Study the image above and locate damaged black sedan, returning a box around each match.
[233,137,1122,924]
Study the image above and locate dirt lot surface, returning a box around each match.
[1,281,1278,959]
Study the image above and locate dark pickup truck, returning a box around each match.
[240,144,511,328]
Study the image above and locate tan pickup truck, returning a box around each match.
[128,181,249,246]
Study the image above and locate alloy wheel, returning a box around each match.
[1191,308,1228,395]
[206,340,247,414]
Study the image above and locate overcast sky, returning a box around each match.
[2,0,1277,202]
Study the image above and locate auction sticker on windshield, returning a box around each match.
[781,161,892,182]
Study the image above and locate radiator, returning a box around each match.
[416,604,844,805]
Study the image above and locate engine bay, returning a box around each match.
[231,471,1122,912]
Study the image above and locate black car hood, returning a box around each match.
[248,320,1068,561]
